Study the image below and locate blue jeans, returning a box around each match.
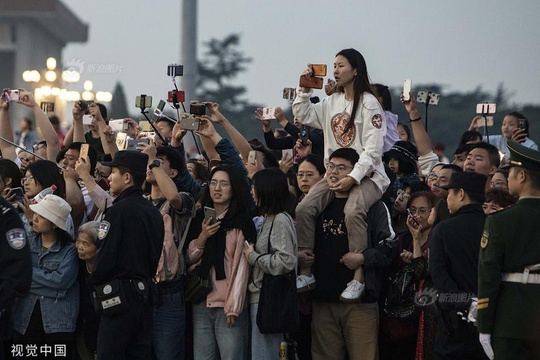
[250,303,283,360]
[153,280,186,360]
[192,303,249,360]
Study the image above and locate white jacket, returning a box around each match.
[293,88,390,193]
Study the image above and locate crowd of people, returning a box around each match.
[1,47,539,360]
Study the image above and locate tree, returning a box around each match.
[109,82,129,118]
[196,33,252,112]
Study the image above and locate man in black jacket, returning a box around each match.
[430,171,489,359]
[93,151,164,360]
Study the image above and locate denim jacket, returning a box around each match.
[13,235,79,334]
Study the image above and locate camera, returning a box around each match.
[167,90,185,104]
[135,95,152,110]
[179,115,199,131]
[78,100,93,114]
[190,102,206,116]
[167,64,184,77]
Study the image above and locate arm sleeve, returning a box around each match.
[349,99,386,183]
[363,201,395,269]
[31,245,79,290]
[224,229,249,317]
[263,130,295,150]
[477,217,504,334]
[248,214,297,275]
[429,224,461,294]
[92,210,122,284]
[292,88,324,130]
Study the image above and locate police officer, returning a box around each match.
[92,151,164,360]
[0,197,31,359]
[478,141,540,360]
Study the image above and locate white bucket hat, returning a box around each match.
[29,194,72,231]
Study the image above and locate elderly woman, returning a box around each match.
[75,221,102,360]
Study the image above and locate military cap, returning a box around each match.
[506,140,540,171]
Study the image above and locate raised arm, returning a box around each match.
[0,90,17,161]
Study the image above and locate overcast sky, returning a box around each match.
[63,0,540,116]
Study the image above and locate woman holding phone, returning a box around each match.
[293,48,390,302]
[244,168,297,360]
[187,164,256,360]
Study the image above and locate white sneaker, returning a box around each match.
[340,280,364,303]
[296,274,316,293]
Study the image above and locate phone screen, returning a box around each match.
[403,79,412,101]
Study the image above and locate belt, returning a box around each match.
[502,264,540,284]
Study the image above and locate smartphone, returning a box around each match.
[139,131,156,140]
[40,101,54,113]
[204,206,217,225]
[282,87,296,101]
[476,103,496,115]
[261,107,276,120]
[135,95,152,109]
[126,138,150,151]
[79,143,89,159]
[299,75,323,89]
[190,101,206,116]
[116,132,128,150]
[82,114,93,125]
[167,90,185,103]
[517,119,527,130]
[78,100,93,114]
[109,119,126,132]
[475,116,494,127]
[247,150,257,165]
[429,93,441,105]
[406,209,422,227]
[403,79,412,101]
[8,187,24,202]
[5,89,20,102]
[299,125,310,146]
[167,64,183,77]
[243,240,250,249]
[311,64,327,77]
[139,120,152,132]
[282,149,293,159]
[179,115,199,131]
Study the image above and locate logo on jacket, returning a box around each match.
[371,114,383,129]
[98,221,111,240]
[6,228,26,250]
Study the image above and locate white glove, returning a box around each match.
[467,298,478,324]
[479,333,494,360]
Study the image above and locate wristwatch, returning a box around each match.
[149,159,161,170]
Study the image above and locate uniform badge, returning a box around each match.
[480,231,489,249]
[371,114,383,129]
[98,221,111,240]
[6,228,26,250]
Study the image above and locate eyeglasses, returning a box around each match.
[32,143,46,151]
[94,168,111,179]
[490,180,507,188]
[325,162,353,173]
[209,180,231,188]
[21,175,35,185]
[408,207,431,216]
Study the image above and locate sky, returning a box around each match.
[62,0,540,116]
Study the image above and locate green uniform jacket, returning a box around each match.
[478,197,540,340]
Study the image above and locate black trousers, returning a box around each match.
[434,317,487,360]
[97,295,153,360]
[493,336,540,360]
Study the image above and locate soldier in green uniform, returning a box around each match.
[478,140,540,360]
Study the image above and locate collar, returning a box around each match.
[451,203,484,217]
[113,185,143,204]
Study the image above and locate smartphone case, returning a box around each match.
[299,75,323,89]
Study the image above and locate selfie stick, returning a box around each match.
[0,135,48,161]
[139,109,169,146]
[482,113,490,144]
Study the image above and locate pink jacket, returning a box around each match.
[187,228,249,317]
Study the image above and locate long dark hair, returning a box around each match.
[26,160,66,198]
[335,48,375,133]
[252,168,296,216]
[201,164,251,223]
